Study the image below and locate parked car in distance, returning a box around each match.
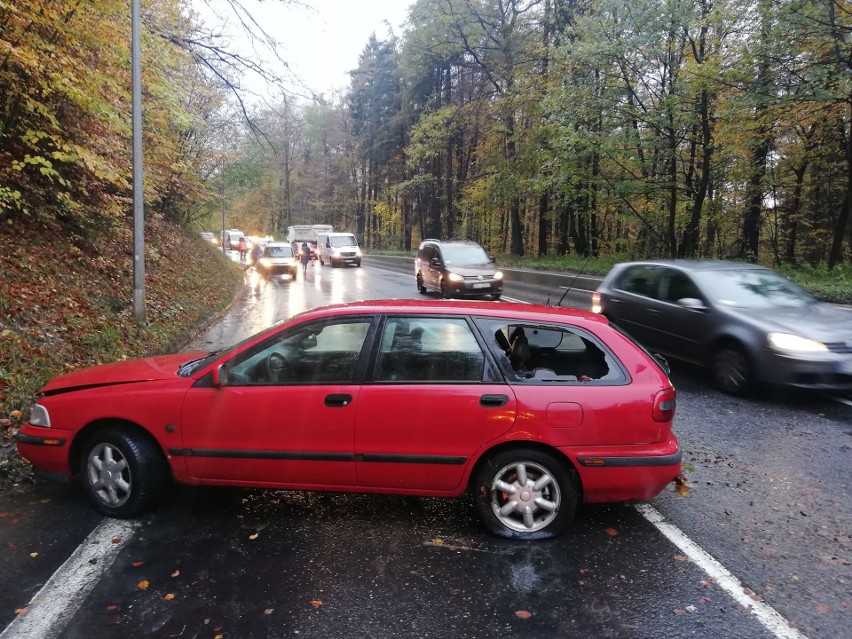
[223,229,245,251]
[200,231,217,244]
[317,232,361,267]
[592,259,852,396]
[255,241,298,280]
[17,299,679,539]
[415,239,503,299]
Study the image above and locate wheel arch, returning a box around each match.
[69,418,170,479]
[467,441,583,499]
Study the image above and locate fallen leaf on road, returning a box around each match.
[171,570,180,578]
[106,605,118,612]
[605,528,618,536]
[164,594,175,601]
[674,555,688,562]
[111,538,122,544]
[515,610,532,619]
[311,600,323,608]
[131,561,144,567]
[674,475,691,496]
[815,604,829,613]
[673,609,686,615]
[15,608,28,616]
[29,552,38,558]
[137,580,149,590]
[249,533,259,540]
[431,538,444,545]
[264,608,273,615]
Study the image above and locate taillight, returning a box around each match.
[652,388,676,422]
[591,292,602,314]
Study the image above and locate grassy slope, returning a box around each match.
[0,217,243,481]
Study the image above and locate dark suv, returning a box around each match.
[415,239,503,299]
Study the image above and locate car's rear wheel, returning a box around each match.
[81,429,165,518]
[472,448,576,539]
[711,344,753,396]
[416,273,427,295]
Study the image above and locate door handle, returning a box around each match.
[324,394,353,407]
[480,394,509,408]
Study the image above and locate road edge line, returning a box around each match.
[634,504,807,639]
[0,519,139,639]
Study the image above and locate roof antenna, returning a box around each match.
[555,253,593,307]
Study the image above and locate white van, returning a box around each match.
[317,232,362,267]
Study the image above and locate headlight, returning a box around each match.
[29,404,51,427]
[259,257,270,267]
[493,271,503,280]
[447,272,464,282]
[768,332,828,353]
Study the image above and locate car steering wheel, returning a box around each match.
[265,352,287,382]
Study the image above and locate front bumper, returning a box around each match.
[17,424,74,477]
[758,349,852,391]
[448,280,503,297]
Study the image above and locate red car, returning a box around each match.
[17,300,679,539]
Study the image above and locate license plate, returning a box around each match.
[472,282,489,289]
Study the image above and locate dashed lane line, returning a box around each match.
[635,504,807,639]
[0,519,139,639]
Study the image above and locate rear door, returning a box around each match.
[354,315,516,492]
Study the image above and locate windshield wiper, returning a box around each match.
[178,351,219,377]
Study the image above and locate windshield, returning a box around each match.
[330,235,357,247]
[694,268,815,308]
[441,244,490,266]
[266,246,293,258]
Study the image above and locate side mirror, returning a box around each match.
[677,297,707,311]
[489,255,496,263]
[213,363,229,387]
[430,257,441,268]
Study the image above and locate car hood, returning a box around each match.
[265,257,297,265]
[40,352,203,394]
[727,303,852,344]
[444,264,498,277]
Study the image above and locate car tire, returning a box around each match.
[331,259,339,268]
[492,293,501,301]
[416,273,427,295]
[472,448,576,540]
[356,260,361,267]
[440,280,451,299]
[711,344,753,396]
[319,256,324,266]
[81,429,166,518]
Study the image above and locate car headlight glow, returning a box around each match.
[29,404,51,427]
[768,332,828,353]
[493,271,503,280]
[447,272,464,282]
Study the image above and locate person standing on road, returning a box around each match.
[300,242,310,276]
[250,241,262,267]
[238,236,248,263]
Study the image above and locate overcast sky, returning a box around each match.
[194,0,414,100]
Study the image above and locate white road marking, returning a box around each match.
[0,519,139,639]
[635,504,807,639]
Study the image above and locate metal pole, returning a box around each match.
[131,0,146,324]
[221,160,226,252]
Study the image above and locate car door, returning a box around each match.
[642,267,713,362]
[423,245,440,290]
[354,315,516,492]
[606,264,664,347]
[179,316,375,487]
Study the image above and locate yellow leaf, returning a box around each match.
[137,580,149,590]
[164,594,175,601]
[311,600,323,608]
[431,538,444,545]
[674,475,691,496]
[29,552,38,558]
[171,570,180,578]
[10,410,22,419]
[249,533,259,540]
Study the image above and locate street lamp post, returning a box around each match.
[131,0,145,324]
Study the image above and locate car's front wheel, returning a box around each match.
[416,273,427,295]
[472,448,576,539]
[81,429,166,518]
[711,344,753,396]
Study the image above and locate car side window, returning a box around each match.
[474,318,627,385]
[617,265,661,299]
[657,269,702,304]
[225,318,371,385]
[376,317,485,382]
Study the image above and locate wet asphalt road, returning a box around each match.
[0,255,849,639]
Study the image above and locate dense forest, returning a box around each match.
[1,0,850,268]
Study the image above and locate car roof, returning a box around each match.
[613,259,770,272]
[265,241,291,248]
[295,299,607,325]
[419,238,483,247]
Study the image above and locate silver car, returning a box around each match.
[591,260,852,395]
